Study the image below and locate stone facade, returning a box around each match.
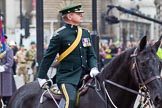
[43,0,109,33]
[0,0,157,45]
[43,0,114,43]
[154,0,162,36]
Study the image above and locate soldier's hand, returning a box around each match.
[37,78,53,89]
[0,65,5,73]
[90,67,100,77]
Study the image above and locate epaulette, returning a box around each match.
[82,27,90,33]
[53,26,66,37]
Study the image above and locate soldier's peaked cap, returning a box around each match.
[59,4,84,15]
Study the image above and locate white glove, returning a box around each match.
[0,66,5,73]
[37,78,53,89]
[90,67,100,77]
[37,78,47,87]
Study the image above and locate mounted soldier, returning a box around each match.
[37,4,100,108]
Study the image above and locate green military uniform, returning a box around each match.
[26,42,36,74]
[38,23,97,85]
[38,4,97,108]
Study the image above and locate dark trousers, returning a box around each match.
[2,96,11,106]
[59,83,77,108]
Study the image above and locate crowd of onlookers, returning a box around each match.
[99,40,137,67]
[99,39,162,69]
[8,40,37,84]
[9,38,162,84]
[0,35,37,106]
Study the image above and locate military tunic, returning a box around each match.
[38,23,97,86]
[15,49,28,83]
[26,48,36,67]
[26,48,36,76]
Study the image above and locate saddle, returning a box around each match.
[43,74,93,101]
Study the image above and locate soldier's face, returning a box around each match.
[68,12,83,25]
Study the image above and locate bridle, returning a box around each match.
[131,48,161,89]
[92,48,162,108]
[129,47,162,107]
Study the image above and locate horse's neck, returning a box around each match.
[98,58,138,107]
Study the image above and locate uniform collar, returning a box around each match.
[65,23,78,30]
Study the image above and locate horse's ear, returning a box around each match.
[137,36,147,52]
[152,35,162,52]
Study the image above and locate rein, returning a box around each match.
[104,80,147,97]
[40,88,60,108]
[87,77,108,107]
[91,77,149,108]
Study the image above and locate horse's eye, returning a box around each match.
[140,59,149,67]
[140,61,146,67]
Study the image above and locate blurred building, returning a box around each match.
[43,0,118,44]
[112,0,157,42]
[154,0,162,37]
[0,0,34,48]
[0,0,115,46]
[0,0,158,47]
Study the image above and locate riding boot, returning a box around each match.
[59,98,65,108]
[2,96,11,106]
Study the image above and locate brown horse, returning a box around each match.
[8,36,162,108]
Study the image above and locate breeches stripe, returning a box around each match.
[61,84,69,108]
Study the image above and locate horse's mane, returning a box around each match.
[100,47,136,80]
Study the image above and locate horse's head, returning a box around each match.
[132,36,162,107]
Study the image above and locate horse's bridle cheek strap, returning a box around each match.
[133,58,161,86]
[131,52,162,87]
[131,49,161,87]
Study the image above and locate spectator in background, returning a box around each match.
[25,41,36,81]
[109,43,118,57]
[15,44,28,83]
[9,40,18,75]
[99,46,106,68]
[0,35,16,106]
[157,41,162,59]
